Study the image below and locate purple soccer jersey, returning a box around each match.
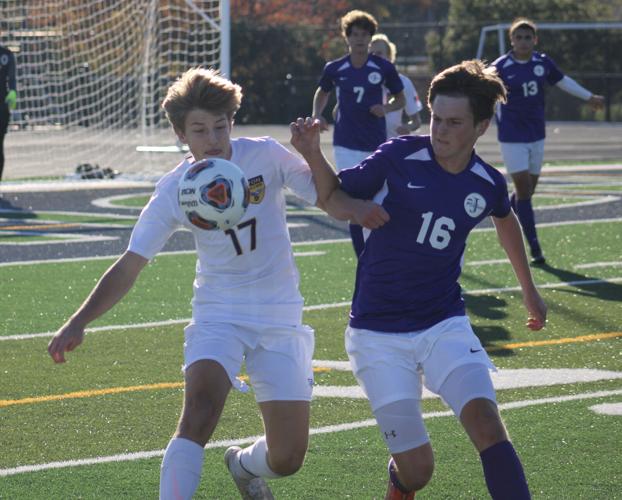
[493,51,564,143]
[319,53,403,151]
[338,136,511,332]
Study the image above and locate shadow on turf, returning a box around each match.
[467,295,517,358]
[537,262,622,302]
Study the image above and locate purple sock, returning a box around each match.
[480,440,531,500]
[514,198,541,256]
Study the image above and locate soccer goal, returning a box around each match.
[476,21,622,60]
[2,0,230,181]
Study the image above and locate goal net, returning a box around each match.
[2,0,227,181]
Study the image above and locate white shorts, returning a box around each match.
[345,316,496,411]
[333,145,374,171]
[183,320,315,403]
[500,140,545,175]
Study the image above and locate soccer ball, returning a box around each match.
[178,158,250,230]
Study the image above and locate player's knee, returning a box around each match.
[177,396,222,444]
[461,398,508,450]
[268,447,306,476]
[398,454,434,492]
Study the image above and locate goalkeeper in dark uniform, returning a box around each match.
[0,43,17,181]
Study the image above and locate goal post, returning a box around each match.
[476,21,622,60]
[2,0,229,181]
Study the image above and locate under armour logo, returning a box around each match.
[384,430,397,439]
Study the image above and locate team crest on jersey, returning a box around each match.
[464,193,486,218]
[248,175,265,204]
[0,55,8,66]
[533,65,545,77]
[368,71,382,84]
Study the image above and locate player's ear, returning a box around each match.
[475,118,490,137]
[174,126,187,144]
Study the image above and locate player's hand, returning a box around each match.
[587,94,605,110]
[369,104,386,118]
[290,117,322,157]
[396,124,413,135]
[48,320,86,363]
[523,290,547,331]
[351,200,390,229]
[5,90,16,111]
[310,115,328,132]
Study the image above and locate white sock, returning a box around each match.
[238,436,281,479]
[159,437,205,500]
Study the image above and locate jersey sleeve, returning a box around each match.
[127,176,184,260]
[384,62,404,96]
[270,139,317,205]
[489,172,512,218]
[544,55,564,85]
[318,63,334,92]
[338,148,389,199]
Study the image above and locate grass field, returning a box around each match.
[1,183,621,499]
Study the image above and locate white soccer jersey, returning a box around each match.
[385,73,423,139]
[128,137,317,325]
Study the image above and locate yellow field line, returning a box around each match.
[2,335,619,409]
[0,367,333,409]
[486,331,622,351]
[0,382,183,408]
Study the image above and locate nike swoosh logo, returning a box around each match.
[507,74,516,79]
[407,183,425,189]
[470,348,482,353]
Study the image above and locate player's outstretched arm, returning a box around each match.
[48,251,148,363]
[492,212,547,330]
[290,117,389,229]
[311,88,330,131]
[556,76,605,111]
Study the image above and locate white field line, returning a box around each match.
[3,276,622,342]
[91,193,153,210]
[0,208,138,220]
[312,368,622,400]
[1,388,620,477]
[0,248,327,268]
[574,261,622,269]
[533,194,619,211]
[0,233,119,246]
[466,258,509,266]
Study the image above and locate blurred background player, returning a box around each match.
[291,60,546,500]
[312,10,405,255]
[0,43,17,181]
[312,10,405,171]
[492,17,605,264]
[370,33,422,138]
